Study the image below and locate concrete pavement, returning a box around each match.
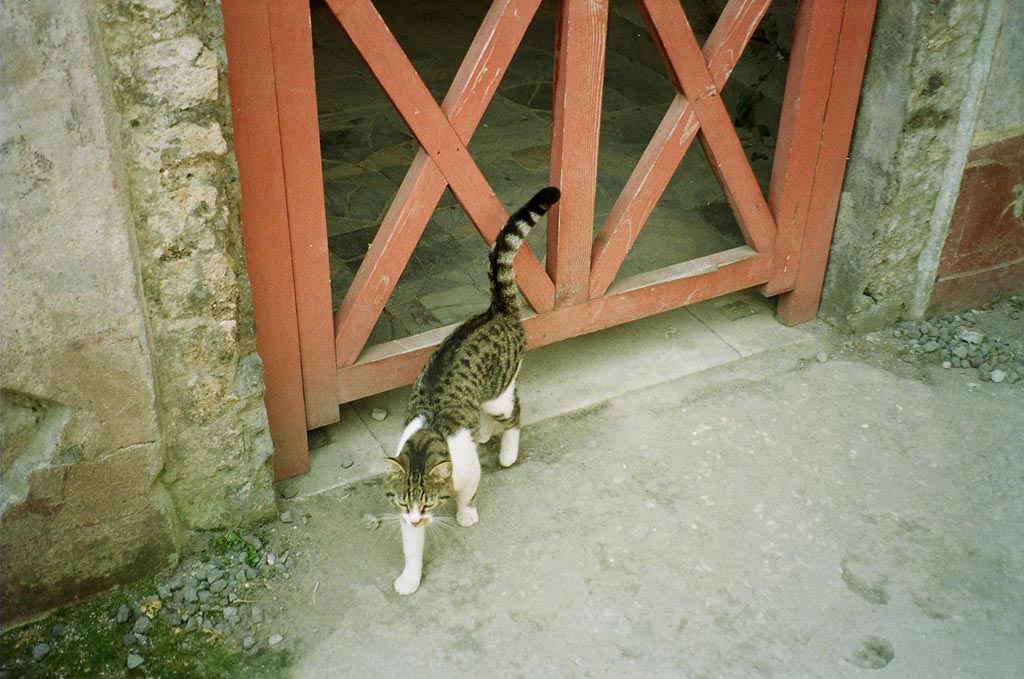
[267,295,1023,678]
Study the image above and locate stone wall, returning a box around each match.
[95,0,277,530]
[820,0,1016,330]
[1,0,276,625]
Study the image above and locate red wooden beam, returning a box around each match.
[761,0,844,297]
[548,0,609,307]
[777,0,878,324]
[336,247,770,402]
[636,0,776,255]
[222,0,309,480]
[267,0,338,429]
[331,0,546,368]
[589,0,772,298]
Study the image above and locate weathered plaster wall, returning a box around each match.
[930,1,1024,310]
[2,0,277,623]
[1,0,179,621]
[820,0,1012,330]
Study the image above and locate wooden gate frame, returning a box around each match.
[222,0,877,480]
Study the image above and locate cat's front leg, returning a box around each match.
[448,429,481,527]
[395,520,425,595]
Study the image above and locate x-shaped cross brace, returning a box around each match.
[327,0,552,367]
[590,0,778,298]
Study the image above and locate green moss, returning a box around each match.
[0,575,290,678]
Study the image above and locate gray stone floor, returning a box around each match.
[267,303,1024,678]
[311,0,789,344]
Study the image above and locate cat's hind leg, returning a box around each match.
[447,429,480,527]
[476,411,496,444]
[481,378,521,468]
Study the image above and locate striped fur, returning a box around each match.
[488,186,561,314]
[384,187,560,595]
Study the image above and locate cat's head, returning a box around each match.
[384,429,452,527]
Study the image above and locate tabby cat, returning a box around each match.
[384,186,561,595]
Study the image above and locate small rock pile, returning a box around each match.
[113,524,296,669]
[886,305,1022,384]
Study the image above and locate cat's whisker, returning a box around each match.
[427,516,466,546]
[376,512,405,526]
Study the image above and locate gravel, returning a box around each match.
[102,524,298,659]
[875,299,1023,386]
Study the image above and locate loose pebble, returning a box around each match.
[816,352,828,363]
[371,407,388,421]
[117,605,132,624]
[990,369,1007,383]
[268,634,283,646]
[280,510,294,524]
[126,653,145,670]
[32,643,51,662]
[133,617,151,635]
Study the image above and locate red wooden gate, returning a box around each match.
[221,0,877,480]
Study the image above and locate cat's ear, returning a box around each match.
[429,460,452,480]
[384,457,406,475]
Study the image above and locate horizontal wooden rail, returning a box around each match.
[336,247,769,402]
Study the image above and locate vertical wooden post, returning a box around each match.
[548,0,609,307]
[775,0,878,324]
[267,1,339,429]
[762,0,844,297]
[222,0,309,480]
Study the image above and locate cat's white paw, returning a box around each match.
[498,447,518,467]
[499,428,520,467]
[456,506,479,527]
[394,572,421,595]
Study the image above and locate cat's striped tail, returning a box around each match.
[488,186,561,314]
